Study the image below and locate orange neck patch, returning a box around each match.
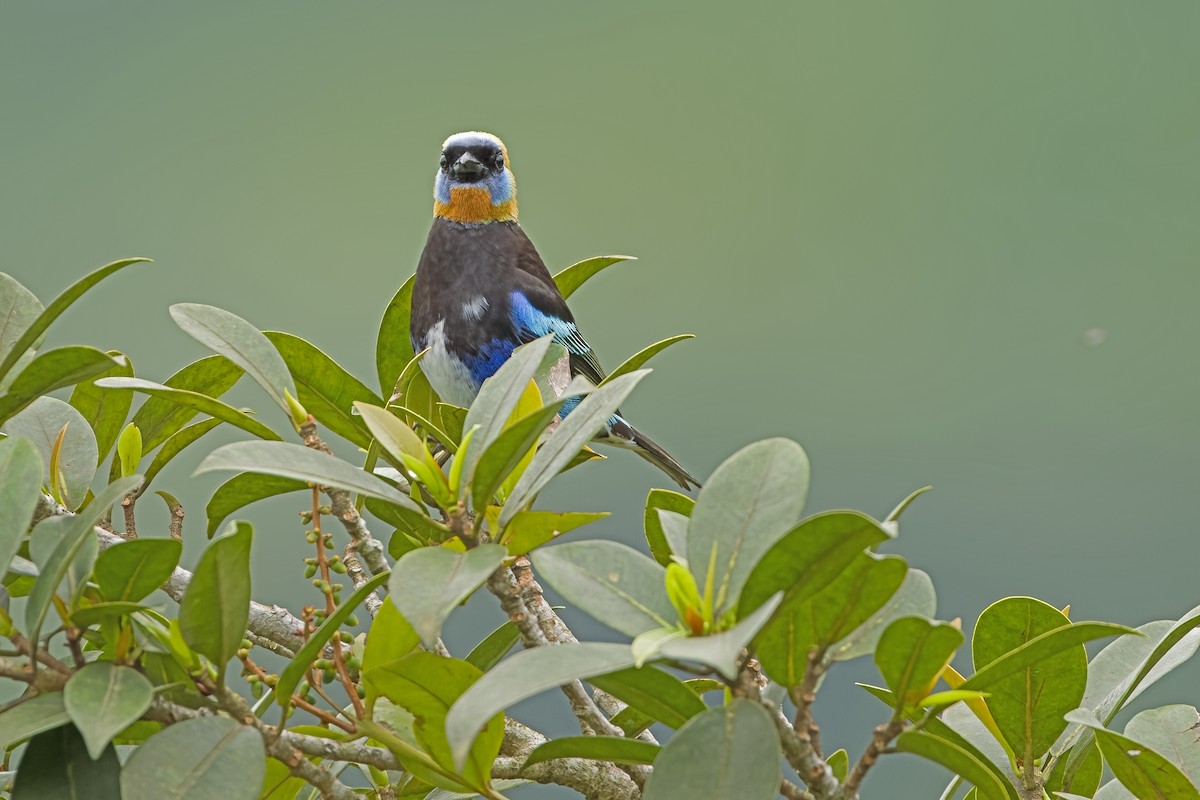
[434,187,518,224]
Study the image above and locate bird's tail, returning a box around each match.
[603,416,701,490]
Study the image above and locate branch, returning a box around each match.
[35,494,309,659]
[730,660,840,799]
[342,546,383,618]
[487,562,650,790]
[298,417,391,576]
[496,718,640,800]
[839,720,905,799]
[509,556,657,745]
[791,647,826,759]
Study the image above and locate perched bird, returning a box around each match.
[410,131,699,489]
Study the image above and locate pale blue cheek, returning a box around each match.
[434,172,452,204]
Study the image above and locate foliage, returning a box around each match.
[0,259,1193,800]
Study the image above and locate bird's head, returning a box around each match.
[433,131,517,224]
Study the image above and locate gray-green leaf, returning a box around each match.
[532,540,676,638]
[5,396,98,510]
[121,715,266,800]
[0,437,42,586]
[687,438,809,618]
[445,642,637,769]
[170,303,295,417]
[194,440,417,509]
[388,544,506,648]
[642,700,781,800]
[64,661,155,759]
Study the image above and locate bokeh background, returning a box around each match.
[4,2,1199,796]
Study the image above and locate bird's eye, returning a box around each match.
[439,154,448,170]
[493,153,505,170]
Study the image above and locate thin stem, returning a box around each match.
[840,720,905,798]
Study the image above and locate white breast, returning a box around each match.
[419,320,480,407]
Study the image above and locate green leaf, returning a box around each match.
[0,693,68,751]
[1125,705,1200,787]
[1046,738,1103,798]
[70,601,152,628]
[194,440,418,509]
[1065,710,1200,800]
[472,403,560,512]
[26,475,142,643]
[756,552,907,687]
[170,303,295,416]
[265,331,384,448]
[204,472,306,539]
[885,485,933,524]
[973,597,1087,762]
[647,593,783,679]
[644,489,694,567]
[642,700,781,800]
[116,420,142,478]
[827,749,849,782]
[93,538,182,602]
[656,510,690,564]
[526,736,659,767]
[355,401,437,467]
[368,653,504,793]
[532,540,676,637]
[12,723,121,799]
[179,520,253,672]
[0,257,149,385]
[588,665,707,729]
[0,437,42,588]
[832,568,936,662]
[553,255,636,299]
[276,570,389,708]
[895,730,1017,800]
[875,616,963,710]
[0,346,123,425]
[140,417,222,493]
[500,510,608,556]
[500,370,650,525]
[64,661,155,759]
[960,621,1136,693]
[464,621,520,673]
[130,355,243,451]
[121,715,266,800]
[0,273,44,372]
[67,349,135,461]
[98,377,282,442]
[445,643,637,769]
[388,544,506,648]
[376,273,416,396]
[601,334,694,386]
[459,336,554,492]
[5,396,98,510]
[688,438,810,618]
[740,510,893,620]
[362,600,421,704]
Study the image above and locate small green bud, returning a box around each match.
[304,564,317,579]
[285,387,309,430]
[345,614,359,627]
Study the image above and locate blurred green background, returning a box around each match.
[3,1,1199,796]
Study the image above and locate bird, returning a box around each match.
[409,131,700,490]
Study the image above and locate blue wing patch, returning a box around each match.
[508,292,591,357]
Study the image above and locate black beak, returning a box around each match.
[451,152,487,181]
